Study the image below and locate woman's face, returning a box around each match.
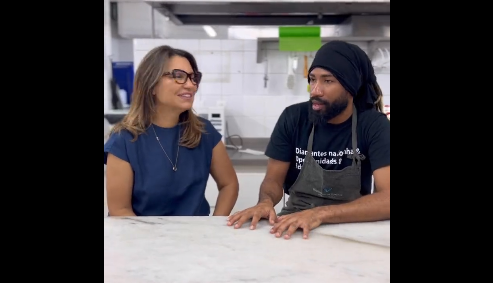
[153,55,201,112]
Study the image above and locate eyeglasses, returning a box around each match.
[163,69,202,85]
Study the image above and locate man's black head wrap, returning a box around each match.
[308,40,378,111]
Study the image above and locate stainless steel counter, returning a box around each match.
[227,137,269,167]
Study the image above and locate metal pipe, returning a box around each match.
[151,7,156,38]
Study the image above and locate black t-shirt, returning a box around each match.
[265,101,390,196]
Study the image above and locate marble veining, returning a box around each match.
[104,217,390,283]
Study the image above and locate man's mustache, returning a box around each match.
[310,97,328,104]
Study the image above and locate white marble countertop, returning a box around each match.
[104,217,390,283]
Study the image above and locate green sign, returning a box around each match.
[278,26,321,52]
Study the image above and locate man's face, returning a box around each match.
[308,68,351,124]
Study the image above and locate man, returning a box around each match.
[227,40,390,239]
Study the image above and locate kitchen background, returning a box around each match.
[104,0,390,216]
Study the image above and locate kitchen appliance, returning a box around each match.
[194,104,226,145]
[207,106,226,145]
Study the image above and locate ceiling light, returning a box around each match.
[203,25,217,37]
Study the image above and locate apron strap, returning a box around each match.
[308,104,359,165]
[351,104,360,166]
[307,124,315,153]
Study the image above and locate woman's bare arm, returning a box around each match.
[210,142,239,216]
[106,153,136,216]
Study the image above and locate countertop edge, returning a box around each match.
[104,217,390,248]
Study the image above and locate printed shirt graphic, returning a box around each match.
[265,101,390,196]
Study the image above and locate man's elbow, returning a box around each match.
[375,190,390,219]
[376,188,390,199]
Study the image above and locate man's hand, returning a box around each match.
[270,208,322,240]
[227,202,277,230]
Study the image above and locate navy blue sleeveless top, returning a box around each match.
[104,118,222,216]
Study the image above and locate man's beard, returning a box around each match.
[309,93,350,125]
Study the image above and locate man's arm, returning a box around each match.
[258,159,290,207]
[316,165,390,223]
[261,107,296,207]
[317,113,391,223]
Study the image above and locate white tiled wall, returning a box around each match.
[133,39,390,138]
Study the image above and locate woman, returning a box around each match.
[104,45,239,216]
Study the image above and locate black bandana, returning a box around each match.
[308,40,378,111]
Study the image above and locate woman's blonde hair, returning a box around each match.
[372,82,384,113]
[110,45,205,148]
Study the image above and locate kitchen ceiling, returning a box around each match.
[146,1,390,26]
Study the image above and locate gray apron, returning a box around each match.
[278,105,362,216]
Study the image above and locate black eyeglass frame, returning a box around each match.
[163,69,202,85]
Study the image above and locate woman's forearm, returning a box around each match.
[108,208,136,217]
[213,184,239,216]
